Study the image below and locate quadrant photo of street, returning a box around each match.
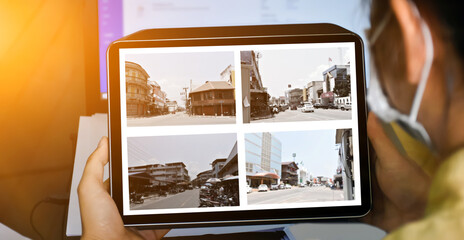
[124,51,236,127]
[245,129,355,205]
[241,47,353,123]
[127,134,239,211]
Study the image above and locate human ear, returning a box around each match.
[390,0,427,85]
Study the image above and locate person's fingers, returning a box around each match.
[79,137,108,191]
[367,112,429,210]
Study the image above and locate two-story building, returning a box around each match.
[189,81,235,116]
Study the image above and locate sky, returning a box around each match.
[256,47,350,98]
[272,130,340,179]
[126,52,234,106]
[127,134,236,179]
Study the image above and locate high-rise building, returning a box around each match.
[245,132,282,187]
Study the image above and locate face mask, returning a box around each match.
[367,2,435,151]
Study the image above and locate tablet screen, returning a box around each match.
[117,42,362,216]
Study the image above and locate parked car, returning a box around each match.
[246,184,253,194]
[301,102,314,113]
[258,184,269,192]
[285,184,292,189]
[328,103,339,109]
[270,184,279,190]
[278,184,286,189]
[314,103,322,109]
[340,102,352,111]
[299,183,306,187]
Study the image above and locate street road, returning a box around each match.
[252,109,351,123]
[247,186,345,205]
[127,112,236,126]
[131,189,200,210]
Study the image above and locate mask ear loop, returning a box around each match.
[407,1,434,123]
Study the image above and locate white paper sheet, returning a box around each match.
[66,114,108,236]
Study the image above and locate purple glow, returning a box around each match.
[98,0,123,94]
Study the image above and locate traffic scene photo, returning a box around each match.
[245,129,355,205]
[240,47,353,124]
[124,51,236,127]
[127,133,239,210]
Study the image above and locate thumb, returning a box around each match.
[79,136,109,192]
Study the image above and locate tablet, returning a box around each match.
[107,24,371,228]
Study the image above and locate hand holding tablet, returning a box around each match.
[106,24,371,228]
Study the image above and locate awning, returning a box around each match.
[249,172,280,179]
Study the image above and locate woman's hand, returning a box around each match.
[363,113,431,232]
[78,137,169,239]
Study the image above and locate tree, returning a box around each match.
[333,75,351,97]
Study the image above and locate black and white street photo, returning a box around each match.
[240,47,353,123]
[127,134,239,210]
[245,129,355,205]
[124,51,236,126]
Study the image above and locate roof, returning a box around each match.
[125,61,150,79]
[212,158,227,165]
[282,161,299,169]
[190,81,234,93]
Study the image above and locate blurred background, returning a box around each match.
[0,0,370,239]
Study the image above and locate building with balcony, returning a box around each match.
[148,80,167,115]
[189,81,235,116]
[281,161,299,186]
[128,162,190,189]
[192,169,213,187]
[245,132,282,187]
[125,61,151,117]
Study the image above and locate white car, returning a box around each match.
[246,184,253,194]
[301,103,314,113]
[258,184,269,192]
[340,102,352,111]
[285,184,292,189]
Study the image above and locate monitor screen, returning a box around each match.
[97,0,370,99]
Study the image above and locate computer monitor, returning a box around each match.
[85,0,370,114]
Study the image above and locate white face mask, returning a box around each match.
[366,2,435,150]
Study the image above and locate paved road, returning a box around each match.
[253,109,351,123]
[131,189,200,210]
[247,186,345,205]
[127,112,236,127]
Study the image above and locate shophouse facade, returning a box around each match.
[128,162,190,188]
[281,161,299,186]
[125,61,151,116]
[189,81,235,116]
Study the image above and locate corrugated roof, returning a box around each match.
[190,81,234,93]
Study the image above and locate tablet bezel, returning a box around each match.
[107,26,371,228]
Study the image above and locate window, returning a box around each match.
[246,163,253,173]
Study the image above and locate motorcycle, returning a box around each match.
[130,192,144,204]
